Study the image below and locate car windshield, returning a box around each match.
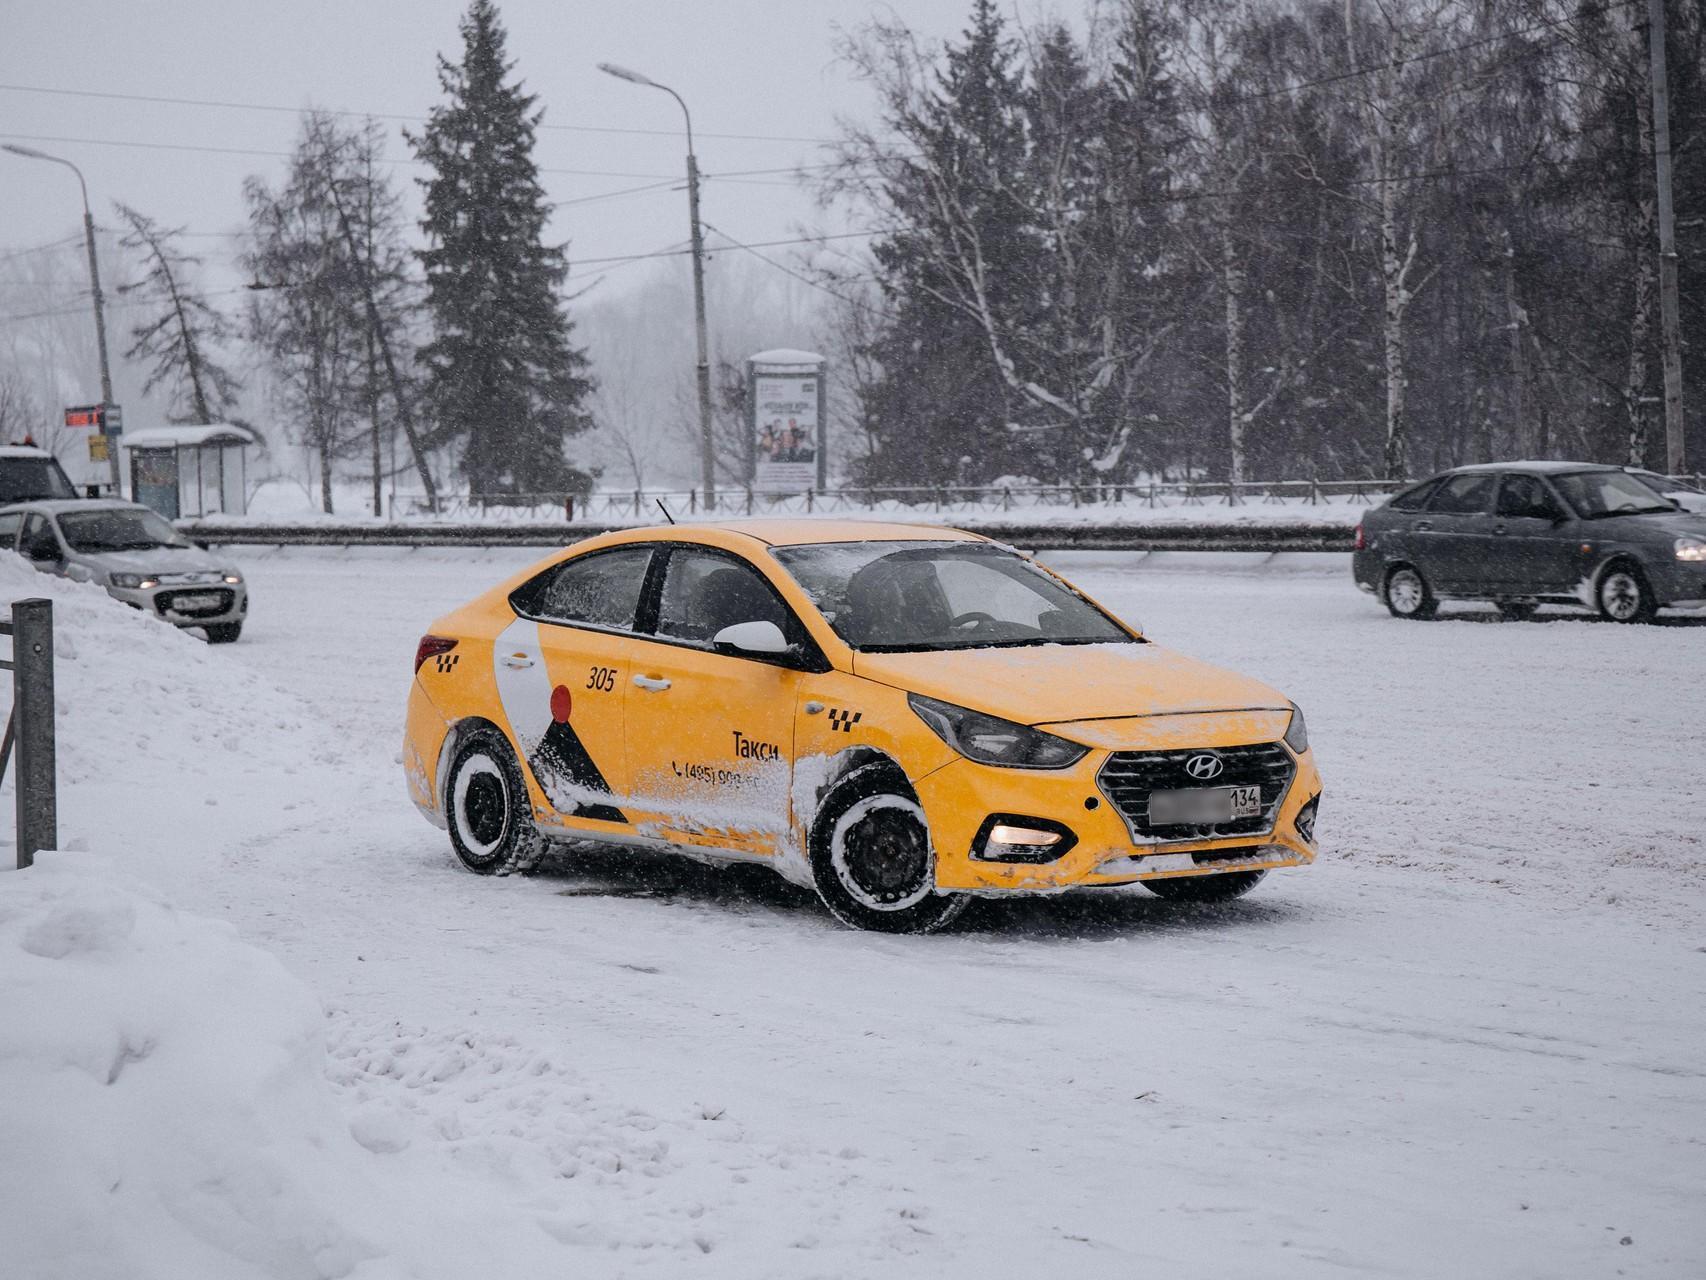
[1552,471,1679,519]
[1630,470,1705,499]
[772,540,1136,652]
[58,508,190,553]
[0,458,78,502]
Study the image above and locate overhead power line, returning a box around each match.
[0,81,843,145]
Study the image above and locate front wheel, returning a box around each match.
[1383,565,1437,619]
[1143,870,1266,903]
[204,622,243,643]
[1596,563,1657,624]
[810,768,966,934]
[445,727,546,876]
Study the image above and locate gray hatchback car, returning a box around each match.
[0,498,248,641]
[1353,461,1706,623]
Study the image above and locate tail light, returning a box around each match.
[415,634,458,673]
[1353,523,1366,551]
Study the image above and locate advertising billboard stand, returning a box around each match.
[747,349,826,495]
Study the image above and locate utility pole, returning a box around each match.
[1649,0,1687,473]
[1,144,121,494]
[599,63,717,505]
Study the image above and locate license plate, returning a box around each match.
[172,594,220,611]
[1148,784,1264,826]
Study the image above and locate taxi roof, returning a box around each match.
[606,519,988,548]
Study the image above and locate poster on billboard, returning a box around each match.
[748,349,826,493]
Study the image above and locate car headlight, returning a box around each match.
[1284,704,1309,754]
[109,572,155,589]
[222,570,244,584]
[908,693,1088,769]
[1675,537,1706,562]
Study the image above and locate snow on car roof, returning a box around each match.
[605,519,988,548]
[0,444,56,458]
[1449,460,1618,475]
[0,498,150,516]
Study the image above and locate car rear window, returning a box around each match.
[1387,477,1442,511]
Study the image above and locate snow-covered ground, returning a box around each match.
[4,546,1704,1278]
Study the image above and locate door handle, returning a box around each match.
[501,652,534,669]
[1413,520,1433,531]
[632,674,671,692]
[1493,523,1508,535]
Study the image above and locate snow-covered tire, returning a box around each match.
[1595,561,1657,624]
[445,727,546,876]
[1143,869,1266,903]
[204,623,243,643]
[809,765,966,934]
[1383,565,1437,619]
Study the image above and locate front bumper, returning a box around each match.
[108,580,248,628]
[915,736,1321,894]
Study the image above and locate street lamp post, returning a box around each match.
[1,143,121,495]
[597,62,717,506]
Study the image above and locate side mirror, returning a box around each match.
[711,620,791,656]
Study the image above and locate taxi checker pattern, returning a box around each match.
[402,520,1322,933]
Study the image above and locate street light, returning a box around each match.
[1,142,121,495]
[597,62,717,505]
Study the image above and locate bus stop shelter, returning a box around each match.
[124,423,256,519]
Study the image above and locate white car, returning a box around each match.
[0,499,249,642]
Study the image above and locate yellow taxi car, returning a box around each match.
[404,521,1321,932]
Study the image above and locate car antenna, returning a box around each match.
[655,498,677,525]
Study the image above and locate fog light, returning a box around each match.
[971,815,1078,863]
[988,823,1060,848]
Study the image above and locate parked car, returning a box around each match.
[1353,461,1706,623]
[403,521,1322,932]
[0,499,248,642]
[1626,467,1706,514]
[0,445,80,503]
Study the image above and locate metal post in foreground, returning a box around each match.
[3,599,57,869]
[1648,0,1687,472]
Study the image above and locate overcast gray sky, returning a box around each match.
[0,0,1016,301]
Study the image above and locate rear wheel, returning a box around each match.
[1494,601,1538,621]
[1595,563,1656,624]
[810,766,966,934]
[1143,870,1266,903]
[446,727,546,876]
[204,622,243,643]
[1383,565,1437,619]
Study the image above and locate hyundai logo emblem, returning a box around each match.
[1184,753,1224,781]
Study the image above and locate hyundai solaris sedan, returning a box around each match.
[404,522,1321,933]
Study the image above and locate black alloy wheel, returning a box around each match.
[446,727,546,876]
[809,766,966,934]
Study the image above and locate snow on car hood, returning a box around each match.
[851,641,1288,726]
[76,543,227,575]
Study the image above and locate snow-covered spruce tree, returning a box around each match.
[410,0,594,500]
[114,202,243,426]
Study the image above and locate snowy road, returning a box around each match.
[42,548,1706,1276]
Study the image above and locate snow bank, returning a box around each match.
[0,556,334,875]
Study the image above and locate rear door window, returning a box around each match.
[1495,474,1564,520]
[1427,473,1497,515]
[512,546,654,632]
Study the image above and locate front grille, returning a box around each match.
[155,588,234,618]
[1098,742,1296,841]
